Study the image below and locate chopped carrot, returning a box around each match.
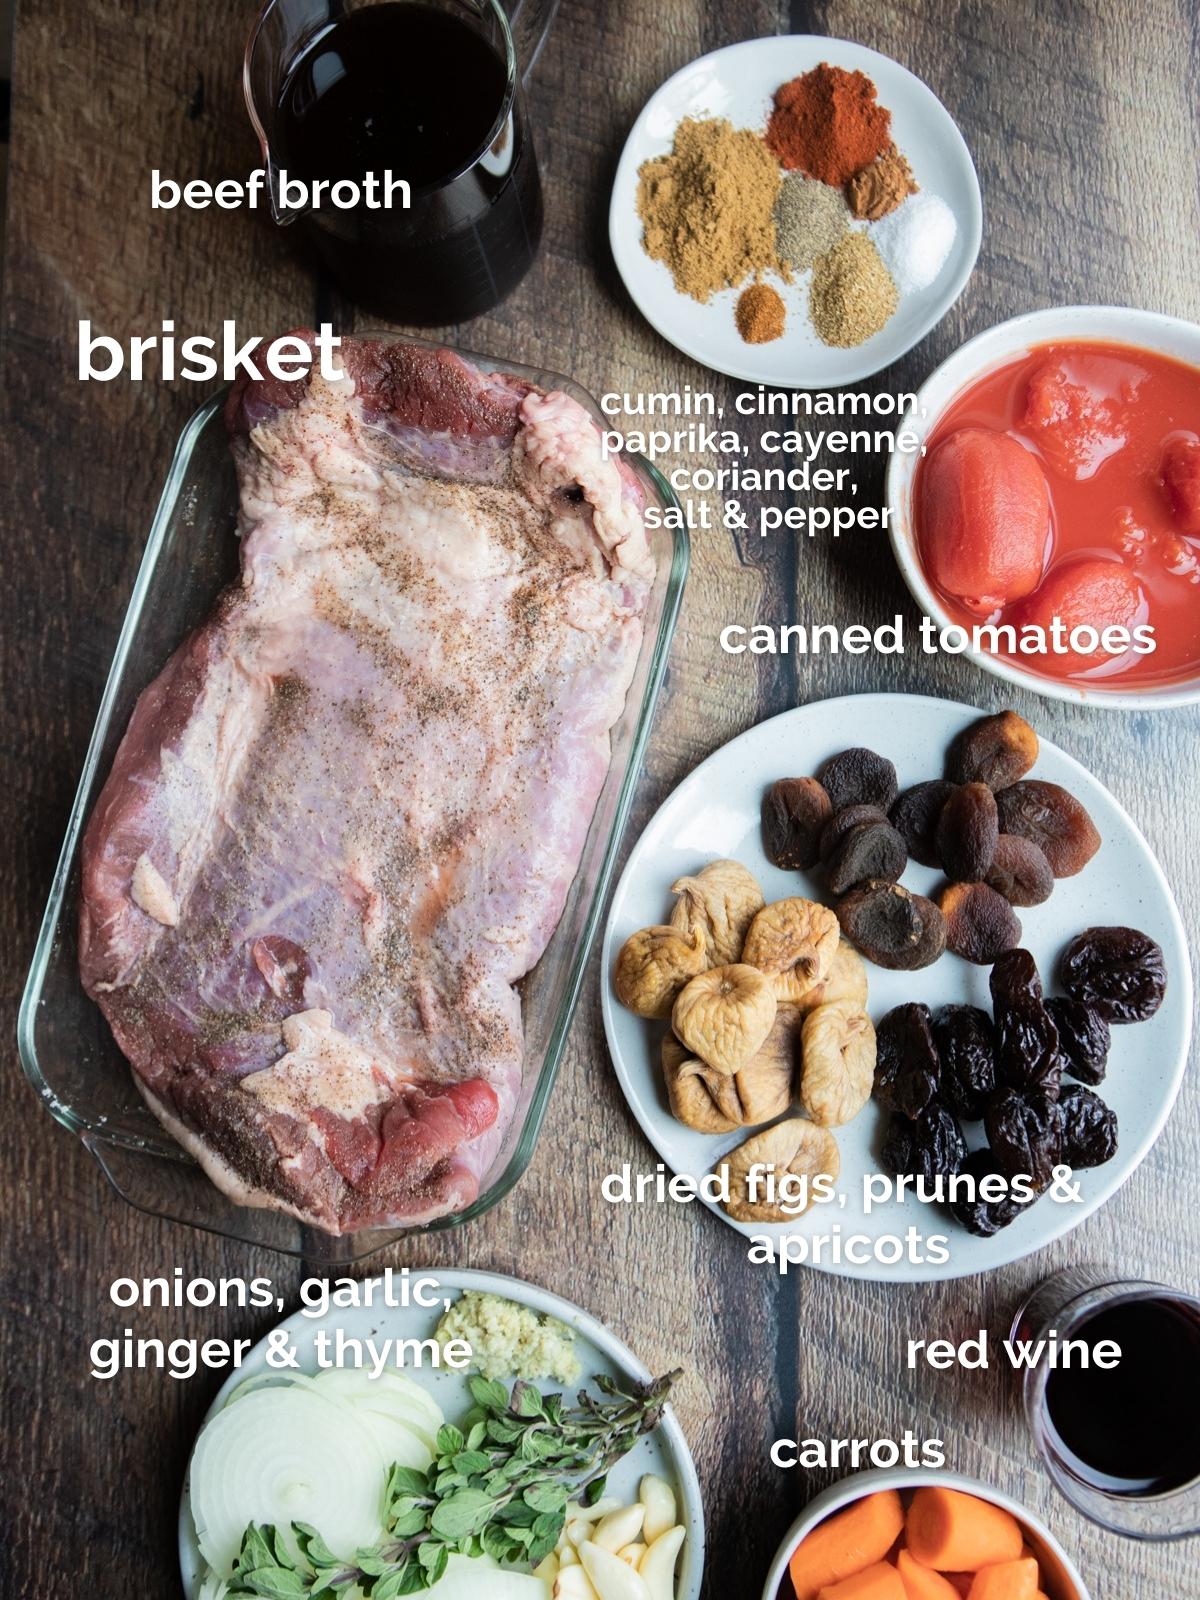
[789,1492,906,1600]
[817,1561,908,1600]
[945,1579,974,1599]
[966,1558,1040,1600]
[897,1548,964,1600]
[906,1487,1024,1571]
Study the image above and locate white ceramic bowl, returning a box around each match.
[885,305,1200,709]
[760,1468,1092,1600]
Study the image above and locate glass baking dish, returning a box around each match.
[18,339,687,1263]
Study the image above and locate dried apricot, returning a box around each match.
[947,710,1039,789]
[818,747,898,812]
[937,881,1022,964]
[889,780,955,869]
[762,777,832,870]
[838,881,945,970]
[818,803,888,863]
[985,834,1054,907]
[995,780,1101,878]
[826,820,907,896]
[935,781,999,881]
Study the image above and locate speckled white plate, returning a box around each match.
[609,35,981,386]
[601,694,1192,1282]
[179,1269,704,1598]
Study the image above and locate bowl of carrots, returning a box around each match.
[761,1471,1091,1600]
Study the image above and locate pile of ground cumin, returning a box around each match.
[637,117,783,302]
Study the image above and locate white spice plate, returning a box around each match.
[609,36,982,386]
[600,694,1192,1282]
[179,1268,705,1598]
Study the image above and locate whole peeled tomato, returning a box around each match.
[1161,435,1200,535]
[1015,557,1145,671]
[918,427,1051,614]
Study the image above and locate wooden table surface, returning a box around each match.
[2,2,1198,1596]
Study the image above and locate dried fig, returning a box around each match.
[819,803,889,863]
[818,747,898,812]
[614,924,707,1018]
[995,781,1101,878]
[985,834,1054,907]
[742,897,839,1003]
[890,780,955,868]
[762,778,832,870]
[827,820,908,895]
[669,859,765,967]
[661,1027,793,1132]
[716,1117,840,1223]
[672,963,777,1075]
[796,939,869,1013]
[937,881,1022,964]
[800,1000,877,1127]
[838,881,946,970]
[947,710,1039,789]
[935,782,999,881]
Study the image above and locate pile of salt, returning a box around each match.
[873,193,957,294]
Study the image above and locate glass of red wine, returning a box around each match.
[245,0,546,324]
[1014,1268,1200,1539]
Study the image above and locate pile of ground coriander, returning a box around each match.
[636,116,783,302]
[810,232,898,347]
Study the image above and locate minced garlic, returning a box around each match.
[435,1291,581,1383]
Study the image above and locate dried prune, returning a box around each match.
[990,946,1043,1003]
[936,782,999,881]
[818,803,888,863]
[932,1005,997,1121]
[818,747,898,813]
[761,777,832,871]
[890,780,955,869]
[991,950,1060,1097]
[881,1102,966,1183]
[985,834,1054,908]
[1045,996,1110,1085]
[874,1003,940,1119]
[827,820,907,895]
[950,1147,1031,1236]
[947,710,1039,789]
[838,881,946,970]
[985,1088,1064,1192]
[937,881,1022,964]
[995,781,1101,878]
[1059,1084,1119,1168]
[1059,926,1167,1023]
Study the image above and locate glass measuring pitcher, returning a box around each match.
[245,0,553,323]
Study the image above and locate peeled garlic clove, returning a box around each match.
[639,1525,686,1600]
[559,1542,580,1567]
[566,1517,595,1551]
[555,1563,600,1600]
[592,1502,645,1552]
[639,1474,677,1545]
[618,1543,647,1568]
[580,1541,652,1600]
[535,1552,561,1582]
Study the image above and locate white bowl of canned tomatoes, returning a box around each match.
[886,306,1200,709]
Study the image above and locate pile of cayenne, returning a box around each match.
[636,62,955,348]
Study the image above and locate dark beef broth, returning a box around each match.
[1044,1297,1200,1496]
[277,2,542,323]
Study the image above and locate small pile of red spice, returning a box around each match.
[766,63,892,187]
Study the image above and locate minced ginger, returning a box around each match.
[436,1291,582,1383]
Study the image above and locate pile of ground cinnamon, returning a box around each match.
[637,117,783,302]
[846,144,918,220]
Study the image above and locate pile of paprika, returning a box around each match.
[765,64,892,187]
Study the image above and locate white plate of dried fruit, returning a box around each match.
[609,36,981,386]
[600,694,1192,1281]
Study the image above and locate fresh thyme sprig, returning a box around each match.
[224,1369,680,1598]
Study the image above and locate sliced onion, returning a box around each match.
[190,1387,386,1577]
[312,1369,442,1457]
